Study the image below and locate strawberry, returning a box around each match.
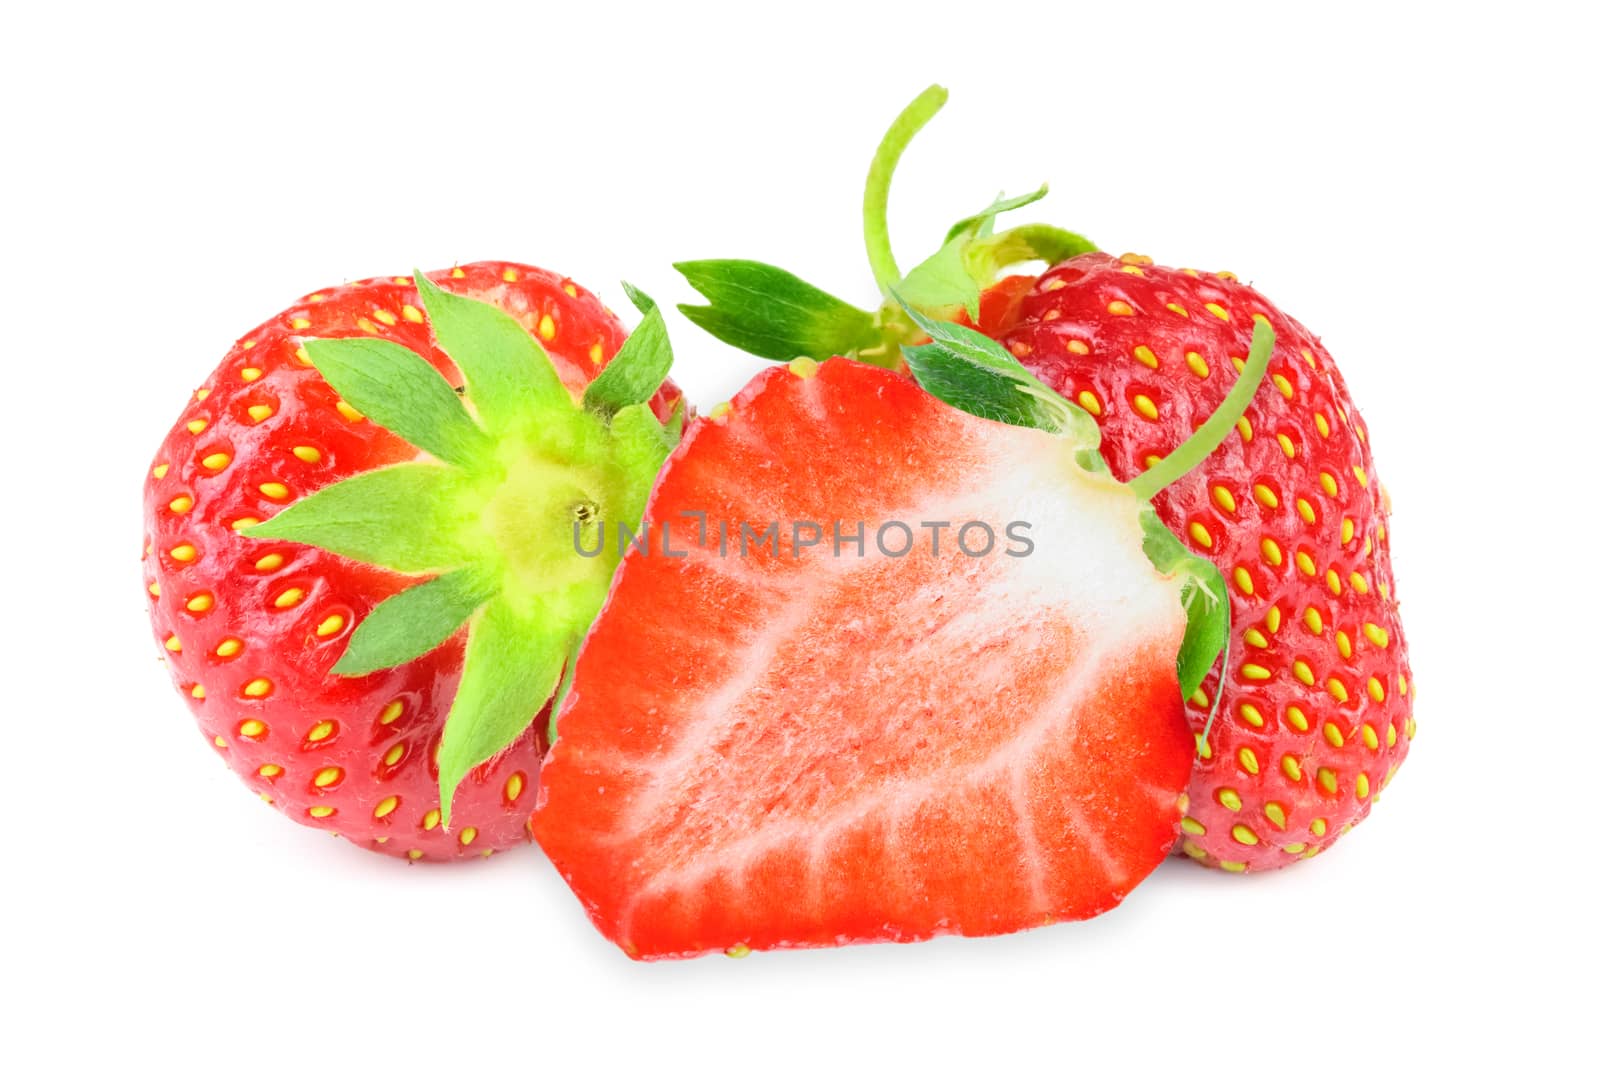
[142,262,683,861]
[672,86,1412,872]
[534,314,1274,957]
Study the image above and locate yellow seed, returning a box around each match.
[1231,356,1245,373]
[1340,517,1355,545]
[1361,724,1380,750]
[242,678,272,698]
[373,308,397,326]
[1212,485,1237,513]
[1188,520,1213,549]
[197,386,213,397]
[505,772,526,803]
[1233,567,1255,596]
[532,313,556,342]
[1304,606,1324,635]
[1320,472,1339,497]
[239,719,266,738]
[1077,390,1103,416]
[247,404,274,422]
[1243,628,1268,649]
[336,400,363,422]
[169,544,197,563]
[1218,788,1242,812]
[1352,465,1369,488]
[1132,344,1158,368]
[448,267,466,279]
[186,418,208,434]
[406,849,424,861]
[164,634,182,652]
[313,767,342,788]
[231,517,259,531]
[254,553,285,572]
[458,826,478,846]
[1238,747,1260,775]
[1219,860,1247,873]
[1327,678,1350,702]
[259,764,283,778]
[1326,569,1343,596]
[379,700,404,725]
[1356,772,1371,800]
[152,463,170,479]
[306,720,336,743]
[1133,394,1159,420]
[1254,484,1280,509]
[1195,733,1213,759]
[1317,768,1338,795]
[1314,412,1331,437]
[259,482,289,501]
[316,613,344,637]
[1270,373,1292,400]
[1324,722,1346,747]
[1296,550,1316,576]
[291,317,312,330]
[287,445,321,465]
[213,736,228,747]
[1232,824,1258,845]
[1368,677,1387,702]
[1260,537,1283,567]
[1107,300,1134,316]
[788,356,819,379]
[201,452,231,471]
[401,304,425,323]
[383,743,406,767]
[295,345,312,366]
[374,796,400,819]
[1286,705,1309,732]
[1336,631,1353,659]
[1310,817,1328,836]
[1264,803,1287,830]
[1204,302,1229,320]
[169,495,194,515]
[1241,663,1271,681]
[1239,702,1265,727]
[709,401,731,420]
[1185,351,1209,378]
[1180,817,1206,836]
[1281,755,1303,781]
[1297,498,1317,524]
[1266,605,1282,633]
[1387,723,1399,746]
[1182,841,1208,860]
[191,684,206,699]
[240,367,263,383]
[1236,415,1253,442]
[186,592,214,613]
[308,806,335,819]
[1405,717,1417,740]
[355,317,378,335]
[216,638,243,657]
[1398,674,1409,696]
[1121,264,1145,276]
[1282,842,1306,855]
[273,587,304,609]
[1166,302,1189,317]
[1293,660,1315,686]
[1350,572,1370,595]
[1276,433,1295,459]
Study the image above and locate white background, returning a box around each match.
[4,2,1594,1064]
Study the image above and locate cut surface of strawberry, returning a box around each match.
[536,318,1270,957]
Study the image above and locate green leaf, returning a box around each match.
[546,642,582,746]
[607,403,675,525]
[332,567,498,676]
[898,302,1097,441]
[240,463,479,572]
[675,259,882,360]
[896,235,982,319]
[980,224,1098,268]
[942,185,1050,244]
[436,598,570,825]
[583,283,674,418]
[413,270,571,435]
[303,337,495,471]
[1140,510,1230,700]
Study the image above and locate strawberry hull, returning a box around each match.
[535,359,1195,958]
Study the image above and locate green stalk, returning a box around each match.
[1128,319,1276,501]
[862,85,948,299]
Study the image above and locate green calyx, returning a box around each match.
[898,305,1277,704]
[675,84,1096,367]
[243,271,679,823]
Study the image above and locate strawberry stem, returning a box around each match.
[863,85,948,299]
[1129,319,1276,501]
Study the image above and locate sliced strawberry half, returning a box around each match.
[535,316,1273,958]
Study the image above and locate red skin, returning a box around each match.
[142,262,681,861]
[536,359,1192,958]
[972,253,1413,871]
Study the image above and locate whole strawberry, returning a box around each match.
[673,86,1412,872]
[142,262,682,860]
